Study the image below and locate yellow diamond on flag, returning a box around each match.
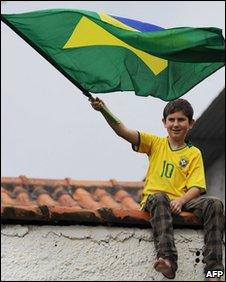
[63,16,168,75]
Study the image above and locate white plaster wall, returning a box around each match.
[1,224,225,281]
[206,155,225,205]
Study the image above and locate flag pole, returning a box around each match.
[81,90,95,102]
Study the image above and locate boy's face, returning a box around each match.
[162,111,194,142]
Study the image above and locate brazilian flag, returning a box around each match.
[1,9,225,101]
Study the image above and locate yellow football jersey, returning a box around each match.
[133,131,206,207]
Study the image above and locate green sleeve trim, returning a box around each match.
[132,131,140,152]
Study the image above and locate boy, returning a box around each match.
[90,97,224,281]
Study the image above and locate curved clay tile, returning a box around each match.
[1,187,15,206]
[33,186,59,206]
[73,188,101,210]
[13,186,34,206]
[94,188,121,209]
[58,194,82,208]
[114,190,140,209]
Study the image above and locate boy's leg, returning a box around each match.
[144,192,178,275]
[183,196,224,276]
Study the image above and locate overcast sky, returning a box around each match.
[1,1,225,181]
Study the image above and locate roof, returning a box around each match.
[1,176,202,228]
[188,88,225,168]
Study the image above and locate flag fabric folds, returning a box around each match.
[1,9,225,101]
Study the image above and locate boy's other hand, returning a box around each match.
[170,199,184,214]
[90,97,105,111]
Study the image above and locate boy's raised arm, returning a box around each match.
[90,97,139,146]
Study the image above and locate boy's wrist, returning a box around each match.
[177,197,186,206]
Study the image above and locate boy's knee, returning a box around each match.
[152,192,170,203]
[203,198,224,214]
[144,192,170,213]
[211,198,224,211]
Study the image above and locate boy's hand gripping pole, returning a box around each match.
[82,91,121,125]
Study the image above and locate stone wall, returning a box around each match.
[1,224,225,281]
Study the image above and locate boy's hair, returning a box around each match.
[163,98,194,122]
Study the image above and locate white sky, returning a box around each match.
[1,1,225,181]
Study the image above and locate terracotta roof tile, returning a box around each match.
[14,186,35,206]
[54,187,81,208]
[94,188,121,209]
[1,176,203,228]
[73,188,102,210]
[114,190,141,209]
[1,187,16,206]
